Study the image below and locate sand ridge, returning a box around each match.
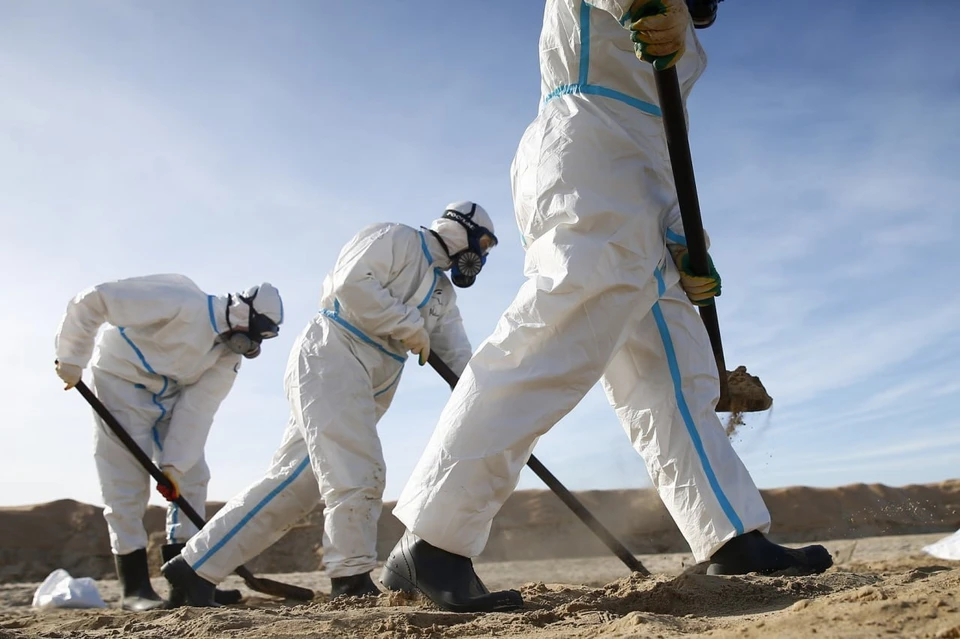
[2,480,957,583]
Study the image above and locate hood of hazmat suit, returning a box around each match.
[427,201,498,289]
[219,282,284,359]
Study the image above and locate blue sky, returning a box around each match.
[2,1,958,510]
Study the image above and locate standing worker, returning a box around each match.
[54,274,284,611]
[160,203,498,606]
[380,0,832,612]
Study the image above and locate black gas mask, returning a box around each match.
[429,204,498,289]
[686,0,723,29]
[220,287,281,359]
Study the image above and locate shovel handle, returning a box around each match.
[653,66,730,407]
[73,380,205,523]
[425,352,649,575]
[69,376,314,601]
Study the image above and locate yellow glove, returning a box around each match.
[156,465,182,502]
[668,244,721,306]
[402,326,431,366]
[55,361,83,390]
[625,0,690,71]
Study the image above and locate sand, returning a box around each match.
[4,480,956,584]
[1,480,958,637]
[723,366,773,434]
[1,533,957,638]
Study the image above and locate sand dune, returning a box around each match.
[1,479,957,582]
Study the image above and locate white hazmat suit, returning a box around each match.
[392,1,771,563]
[55,274,284,555]
[179,209,491,584]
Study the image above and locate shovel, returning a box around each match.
[70,378,315,602]
[426,352,650,576]
[653,65,772,415]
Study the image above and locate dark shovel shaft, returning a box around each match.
[425,352,649,575]
[654,65,731,409]
[71,379,314,601]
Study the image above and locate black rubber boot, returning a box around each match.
[160,555,220,608]
[161,543,243,606]
[115,549,165,612]
[379,531,523,613]
[707,530,834,576]
[330,571,381,599]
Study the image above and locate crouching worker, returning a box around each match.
[160,202,498,606]
[54,275,284,611]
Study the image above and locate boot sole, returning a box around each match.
[121,599,166,612]
[214,589,244,605]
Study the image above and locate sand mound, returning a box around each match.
[0,500,325,583]
[0,500,122,584]
[478,479,960,563]
[2,480,957,583]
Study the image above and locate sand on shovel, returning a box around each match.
[723,366,773,436]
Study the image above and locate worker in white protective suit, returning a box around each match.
[54,275,284,611]
[379,0,833,613]
[160,202,498,606]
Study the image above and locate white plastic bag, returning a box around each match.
[923,529,960,561]
[31,569,107,609]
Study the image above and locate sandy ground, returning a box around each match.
[2,533,957,638]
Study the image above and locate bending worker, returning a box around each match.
[160,202,498,605]
[54,274,284,611]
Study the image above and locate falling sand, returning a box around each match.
[723,366,773,437]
